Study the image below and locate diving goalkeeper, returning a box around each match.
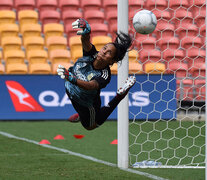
[57,18,136,130]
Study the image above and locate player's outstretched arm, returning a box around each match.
[72,18,92,52]
[57,65,99,90]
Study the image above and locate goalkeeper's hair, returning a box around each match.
[112,32,132,62]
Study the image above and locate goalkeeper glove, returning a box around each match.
[72,18,91,35]
[57,65,77,85]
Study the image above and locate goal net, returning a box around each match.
[127,0,206,168]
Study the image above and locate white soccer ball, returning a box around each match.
[133,10,157,34]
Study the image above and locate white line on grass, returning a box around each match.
[0,131,168,180]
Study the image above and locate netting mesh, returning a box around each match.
[128,0,205,167]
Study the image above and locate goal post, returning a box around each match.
[117,0,206,171]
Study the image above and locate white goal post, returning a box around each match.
[117,0,206,173]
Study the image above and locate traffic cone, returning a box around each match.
[110,139,118,144]
[54,135,65,140]
[39,139,51,144]
[73,134,85,139]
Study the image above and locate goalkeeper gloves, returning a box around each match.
[57,65,77,85]
[72,18,91,35]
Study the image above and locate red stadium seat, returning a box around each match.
[189,0,206,14]
[157,37,180,51]
[168,60,188,78]
[40,10,61,25]
[58,0,79,12]
[191,62,205,78]
[199,26,205,38]
[62,10,83,27]
[155,23,175,39]
[84,10,105,24]
[15,0,35,11]
[136,36,156,50]
[181,36,203,49]
[168,0,189,10]
[145,0,167,10]
[81,0,101,11]
[139,49,161,63]
[90,23,109,37]
[175,24,198,39]
[152,10,171,21]
[65,24,78,38]
[163,49,185,62]
[37,0,58,11]
[0,0,13,10]
[194,8,206,28]
[194,79,205,101]
[106,10,117,25]
[103,0,117,12]
[129,0,144,14]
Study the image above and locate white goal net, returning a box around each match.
[127,0,206,168]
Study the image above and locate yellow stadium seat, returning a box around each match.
[18,10,38,31]
[4,50,25,64]
[68,36,82,52]
[49,49,71,64]
[21,24,41,38]
[0,10,16,24]
[129,49,139,62]
[92,36,112,51]
[129,61,143,74]
[27,50,48,64]
[1,37,22,52]
[145,62,166,74]
[6,63,28,74]
[46,36,67,51]
[29,62,51,74]
[52,62,73,74]
[0,24,19,39]
[110,63,117,74]
[71,49,82,63]
[44,23,64,41]
[0,57,5,74]
[24,36,44,51]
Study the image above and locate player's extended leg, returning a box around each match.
[95,76,136,126]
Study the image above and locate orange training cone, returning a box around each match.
[39,139,51,144]
[54,135,65,140]
[110,139,118,144]
[73,134,85,139]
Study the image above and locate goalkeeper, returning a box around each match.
[57,18,136,130]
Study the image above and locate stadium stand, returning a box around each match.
[0,62,4,74]
[29,62,51,74]
[145,62,166,74]
[43,23,64,41]
[81,0,102,11]
[6,62,28,74]
[90,23,109,37]
[65,24,78,38]
[0,0,13,10]
[27,49,48,64]
[157,37,180,51]
[68,35,82,62]
[58,0,80,12]
[21,24,41,38]
[23,36,44,51]
[84,10,105,24]
[136,36,156,50]
[62,10,83,27]
[145,0,167,10]
[49,49,71,64]
[46,36,67,51]
[39,10,61,25]
[128,49,138,62]
[0,23,19,39]
[1,36,22,52]
[139,49,162,63]
[37,0,58,11]
[102,0,117,12]
[92,35,112,51]
[0,10,16,24]
[15,0,36,11]
[194,79,205,101]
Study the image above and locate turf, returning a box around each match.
[0,121,205,180]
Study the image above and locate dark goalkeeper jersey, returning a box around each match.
[65,45,111,107]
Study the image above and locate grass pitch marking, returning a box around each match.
[0,131,168,180]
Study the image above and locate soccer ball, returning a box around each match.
[133,10,157,34]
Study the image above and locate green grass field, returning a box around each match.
[0,121,205,180]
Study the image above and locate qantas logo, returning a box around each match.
[5,81,44,112]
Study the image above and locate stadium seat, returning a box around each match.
[155,23,175,39]
[68,36,82,61]
[168,0,189,10]
[129,0,144,14]
[200,25,205,38]
[162,49,185,62]
[0,62,4,74]
[189,0,206,14]
[157,37,180,51]
[0,10,16,24]
[0,0,13,10]
[29,62,51,74]
[49,49,71,64]
[136,36,156,50]
[21,24,41,38]
[129,49,139,62]
[90,23,109,37]
[176,79,194,101]
[58,0,79,12]
[145,0,167,10]
[52,62,73,74]
[102,0,117,12]
[152,10,171,24]
[181,36,203,49]
[43,23,64,41]
[84,10,105,24]
[46,36,67,51]
[145,62,166,74]
[129,61,143,74]
[4,49,25,64]
[37,0,58,11]
[92,36,112,51]
[191,62,205,78]
[194,79,205,101]
[62,10,83,27]
[81,0,102,11]
[65,24,78,38]
[168,61,188,78]
[6,62,28,74]
[40,10,61,25]
[15,0,35,11]
[106,11,117,25]
[175,24,198,39]
[27,49,48,64]
[1,37,22,52]
[139,49,161,63]
[70,49,82,63]
[18,10,38,31]
[194,8,205,28]
[110,63,117,74]
[0,23,19,39]
[24,36,44,51]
